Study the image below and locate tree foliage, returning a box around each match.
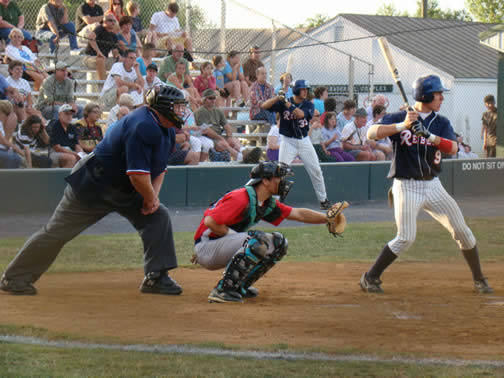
[376,0,472,21]
[376,3,409,17]
[295,14,331,29]
[465,0,504,23]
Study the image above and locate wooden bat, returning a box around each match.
[377,36,413,111]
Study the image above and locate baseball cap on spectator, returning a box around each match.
[59,104,75,113]
[202,89,217,98]
[146,63,158,72]
[0,100,13,115]
[354,108,367,117]
[55,61,69,70]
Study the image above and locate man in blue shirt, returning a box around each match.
[1,86,187,296]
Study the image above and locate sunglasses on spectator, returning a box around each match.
[206,97,217,100]
[106,18,116,22]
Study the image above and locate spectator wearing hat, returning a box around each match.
[243,46,264,87]
[143,63,164,91]
[194,89,242,161]
[341,107,384,161]
[0,100,24,168]
[36,61,82,120]
[48,103,83,168]
[0,0,33,42]
[83,14,120,81]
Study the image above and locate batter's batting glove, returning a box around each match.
[326,201,350,237]
[411,121,430,138]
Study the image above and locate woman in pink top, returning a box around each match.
[193,62,216,96]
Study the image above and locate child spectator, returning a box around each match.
[143,63,164,91]
[313,86,328,115]
[193,61,216,96]
[321,111,355,162]
[320,96,336,125]
[212,55,229,107]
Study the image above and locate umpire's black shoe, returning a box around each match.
[359,272,384,294]
[474,277,493,294]
[0,276,37,295]
[320,199,332,210]
[140,272,182,295]
[208,287,243,303]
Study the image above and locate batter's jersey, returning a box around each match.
[93,106,176,192]
[381,110,456,180]
[194,187,293,241]
[270,98,314,139]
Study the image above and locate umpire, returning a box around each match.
[1,86,186,296]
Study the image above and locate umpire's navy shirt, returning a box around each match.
[381,110,456,180]
[270,97,314,139]
[93,106,176,192]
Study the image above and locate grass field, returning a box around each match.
[1,217,504,377]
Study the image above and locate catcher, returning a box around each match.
[191,161,349,303]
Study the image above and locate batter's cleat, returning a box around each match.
[140,272,182,295]
[359,272,384,294]
[474,277,493,294]
[0,276,37,295]
[320,199,332,210]
[208,287,243,303]
[241,286,259,299]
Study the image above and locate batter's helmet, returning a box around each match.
[292,79,310,96]
[145,85,187,128]
[412,75,449,103]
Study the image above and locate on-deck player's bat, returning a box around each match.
[377,36,415,112]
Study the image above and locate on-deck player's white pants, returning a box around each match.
[388,177,476,255]
[279,135,327,202]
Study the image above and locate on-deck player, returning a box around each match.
[360,74,493,294]
[261,79,332,210]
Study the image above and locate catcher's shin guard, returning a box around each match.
[241,232,288,294]
[217,230,270,293]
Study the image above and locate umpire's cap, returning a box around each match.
[413,74,449,103]
[145,85,187,128]
[246,161,294,186]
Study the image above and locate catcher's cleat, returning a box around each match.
[474,277,493,294]
[359,272,384,294]
[241,286,259,299]
[140,272,182,295]
[0,277,37,295]
[320,199,332,210]
[208,287,243,303]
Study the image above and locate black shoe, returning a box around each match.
[242,147,262,164]
[474,277,493,294]
[241,286,259,298]
[320,199,332,210]
[208,287,243,303]
[0,276,37,295]
[359,272,384,294]
[140,272,182,295]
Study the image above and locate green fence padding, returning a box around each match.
[320,163,369,203]
[158,167,188,207]
[452,159,504,196]
[369,163,392,200]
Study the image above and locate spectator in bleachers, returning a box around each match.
[83,14,120,81]
[157,43,189,82]
[167,60,201,110]
[274,72,293,98]
[35,0,81,55]
[125,1,141,33]
[75,0,104,43]
[193,61,216,96]
[6,60,44,123]
[0,74,19,139]
[14,115,53,168]
[100,49,144,110]
[136,42,155,76]
[166,128,199,166]
[36,61,82,120]
[365,94,388,121]
[341,107,383,161]
[0,0,32,42]
[104,105,130,137]
[148,2,193,60]
[0,100,23,168]
[320,96,336,125]
[143,63,163,91]
[456,133,478,159]
[309,110,336,163]
[313,86,328,115]
[117,16,142,57]
[5,28,47,91]
[48,103,83,167]
[194,89,242,161]
[337,99,356,132]
[105,0,125,23]
[75,102,103,153]
[366,104,392,160]
[481,94,497,158]
[249,66,275,125]
[223,50,249,107]
[212,55,230,107]
[321,111,354,162]
[243,46,264,86]
[105,92,133,130]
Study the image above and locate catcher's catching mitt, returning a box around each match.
[326,201,349,237]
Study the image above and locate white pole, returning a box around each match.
[220,0,226,53]
[185,0,191,35]
[270,21,276,85]
[349,56,355,101]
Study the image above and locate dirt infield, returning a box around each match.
[1,262,503,361]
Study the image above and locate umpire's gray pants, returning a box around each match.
[2,185,178,285]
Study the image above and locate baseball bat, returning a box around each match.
[377,37,413,111]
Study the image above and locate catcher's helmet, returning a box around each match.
[292,79,310,96]
[145,85,187,128]
[412,75,449,103]
[246,161,294,202]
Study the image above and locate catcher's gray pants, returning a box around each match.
[2,185,178,285]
